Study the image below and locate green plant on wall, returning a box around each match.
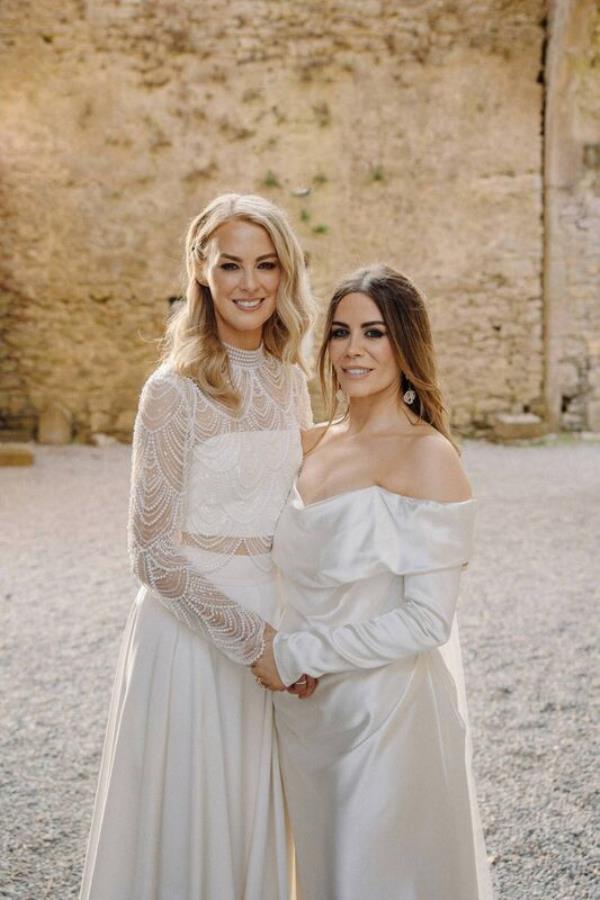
[263,170,281,188]
[312,223,329,235]
[313,172,328,185]
[300,209,311,222]
[370,165,385,182]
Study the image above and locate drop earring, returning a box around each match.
[403,385,416,405]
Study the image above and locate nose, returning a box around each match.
[346,331,364,357]
[239,266,258,293]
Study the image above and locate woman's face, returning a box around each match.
[202,218,281,348]
[329,292,400,400]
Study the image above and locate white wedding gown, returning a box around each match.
[272,483,494,900]
[80,344,312,900]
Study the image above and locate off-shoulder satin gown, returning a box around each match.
[272,483,494,900]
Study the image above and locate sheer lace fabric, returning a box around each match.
[128,346,310,666]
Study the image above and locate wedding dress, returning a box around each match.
[80,344,312,900]
[272,483,494,900]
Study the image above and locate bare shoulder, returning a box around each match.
[301,421,330,454]
[381,430,472,503]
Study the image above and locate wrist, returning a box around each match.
[272,633,304,687]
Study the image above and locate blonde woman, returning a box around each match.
[80,194,317,900]
[253,265,494,898]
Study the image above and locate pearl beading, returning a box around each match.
[128,353,313,665]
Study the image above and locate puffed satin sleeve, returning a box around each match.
[273,497,475,686]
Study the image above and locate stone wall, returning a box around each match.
[1,0,592,440]
[545,0,600,432]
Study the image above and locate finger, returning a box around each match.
[288,677,308,695]
[303,681,318,699]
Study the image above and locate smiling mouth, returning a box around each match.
[233,298,265,310]
[342,367,373,377]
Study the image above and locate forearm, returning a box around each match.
[129,372,268,667]
[131,543,267,665]
[273,567,461,684]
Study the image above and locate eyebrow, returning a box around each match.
[332,319,386,327]
[220,252,278,262]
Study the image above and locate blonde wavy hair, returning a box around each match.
[318,264,459,452]
[163,193,314,408]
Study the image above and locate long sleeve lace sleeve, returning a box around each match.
[273,566,463,685]
[128,372,267,666]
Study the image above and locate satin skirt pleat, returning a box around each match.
[275,619,494,900]
[80,557,290,900]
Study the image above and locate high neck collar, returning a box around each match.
[223,341,265,368]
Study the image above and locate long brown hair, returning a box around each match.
[318,263,458,450]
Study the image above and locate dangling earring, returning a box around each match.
[403,383,416,405]
[336,385,346,404]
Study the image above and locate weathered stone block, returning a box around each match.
[492,413,547,441]
[586,401,600,433]
[587,367,600,389]
[0,429,34,443]
[90,410,112,433]
[559,362,580,394]
[115,409,137,433]
[0,443,34,466]
[38,402,72,445]
[90,432,118,447]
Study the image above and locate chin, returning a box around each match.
[223,308,276,334]
[231,315,271,331]
[343,384,377,399]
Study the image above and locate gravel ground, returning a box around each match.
[1,440,599,899]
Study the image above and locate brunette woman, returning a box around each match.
[254,264,494,899]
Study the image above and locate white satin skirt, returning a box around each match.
[80,556,290,900]
[274,619,493,900]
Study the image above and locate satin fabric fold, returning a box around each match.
[272,485,493,900]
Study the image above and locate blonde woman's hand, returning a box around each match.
[251,624,286,691]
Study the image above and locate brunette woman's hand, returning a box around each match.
[287,674,319,699]
[251,624,286,691]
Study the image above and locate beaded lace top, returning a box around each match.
[128,345,313,665]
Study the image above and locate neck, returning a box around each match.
[345,384,416,435]
[216,323,263,351]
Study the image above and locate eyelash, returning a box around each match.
[330,328,386,340]
[220,261,278,271]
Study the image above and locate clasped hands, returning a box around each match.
[251,624,318,699]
